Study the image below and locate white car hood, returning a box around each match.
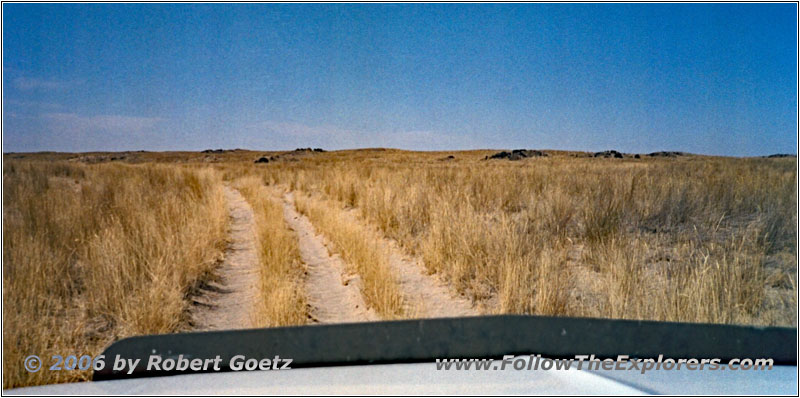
[6,359,797,395]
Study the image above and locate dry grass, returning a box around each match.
[232,177,307,327]
[258,153,797,326]
[3,161,228,388]
[293,193,406,319]
[3,150,796,389]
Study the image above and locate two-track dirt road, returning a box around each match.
[193,186,476,330]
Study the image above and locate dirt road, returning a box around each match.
[192,186,261,331]
[193,185,473,329]
[282,192,378,324]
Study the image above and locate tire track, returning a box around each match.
[384,237,478,318]
[282,192,377,324]
[192,186,260,331]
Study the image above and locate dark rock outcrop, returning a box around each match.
[647,151,684,158]
[765,154,796,158]
[593,150,624,158]
[289,147,325,154]
[486,149,548,161]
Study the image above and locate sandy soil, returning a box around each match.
[192,186,261,331]
[282,192,378,324]
[384,238,478,318]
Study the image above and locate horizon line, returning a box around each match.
[3,147,798,158]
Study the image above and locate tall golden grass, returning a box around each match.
[258,154,796,326]
[232,177,308,327]
[3,151,796,389]
[3,161,228,388]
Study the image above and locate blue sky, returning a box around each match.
[3,3,797,155]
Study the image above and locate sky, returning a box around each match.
[2,3,797,156]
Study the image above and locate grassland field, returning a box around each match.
[3,148,797,388]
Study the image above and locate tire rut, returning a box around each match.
[192,186,261,331]
[282,192,377,324]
